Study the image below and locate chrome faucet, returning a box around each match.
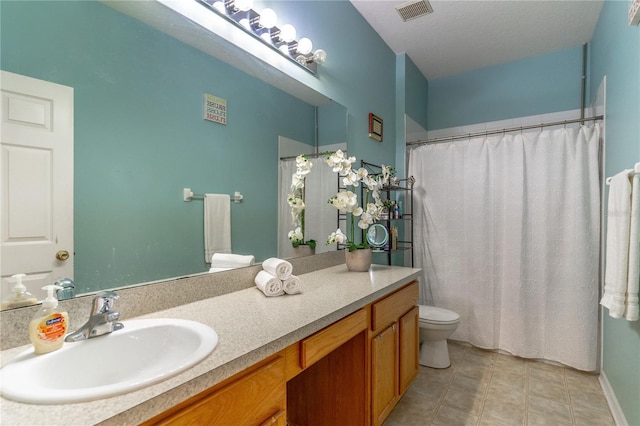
[65,291,124,342]
[54,278,75,300]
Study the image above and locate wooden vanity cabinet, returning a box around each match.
[143,282,419,426]
[370,281,419,426]
[144,355,286,426]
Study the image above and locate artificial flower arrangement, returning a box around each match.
[324,150,393,251]
[287,154,316,249]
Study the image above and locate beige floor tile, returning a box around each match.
[451,373,489,394]
[383,406,436,426]
[528,395,572,424]
[528,377,569,403]
[528,363,566,387]
[565,369,602,394]
[526,410,572,426]
[387,346,615,426]
[486,379,527,405]
[569,389,611,415]
[442,386,486,416]
[572,406,616,426]
[403,382,446,412]
[458,362,494,382]
[494,353,527,375]
[481,398,526,425]
[491,368,527,389]
[432,405,479,426]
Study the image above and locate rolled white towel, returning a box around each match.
[209,267,232,273]
[254,270,284,297]
[283,275,301,295]
[262,257,293,280]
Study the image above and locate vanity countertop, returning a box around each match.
[0,264,421,426]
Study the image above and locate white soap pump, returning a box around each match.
[29,285,69,354]
[1,273,38,310]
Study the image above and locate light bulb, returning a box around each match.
[239,18,251,30]
[313,49,327,64]
[234,0,253,12]
[296,55,308,65]
[297,37,313,55]
[312,49,326,64]
[259,8,277,28]
[212,1,225,13]
[280,24,296,43]
[279,44,290,55]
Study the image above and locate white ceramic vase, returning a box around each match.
[292,245,315,258]
[345,248,372,272]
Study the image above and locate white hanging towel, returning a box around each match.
[210,253,255,268]
[625,173,639,320]
[600,169,639,320]
[204,194,231,262]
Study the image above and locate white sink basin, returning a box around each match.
[0,318,218,404]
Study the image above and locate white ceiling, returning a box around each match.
[350,0,604,80]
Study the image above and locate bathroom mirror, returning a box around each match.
[0,1,346,304]
[366,224,389,248]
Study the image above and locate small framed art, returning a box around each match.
[368,113,383,142]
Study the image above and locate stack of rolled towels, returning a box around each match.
[254,257,301,297]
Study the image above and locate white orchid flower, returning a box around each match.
[295,155,313,175]
[342,171,359,187]
[358,212,374,229]
[288,227,304,242]
[327,228,347,244]
[291,174,305,192]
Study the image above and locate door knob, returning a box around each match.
[56,250,70,261]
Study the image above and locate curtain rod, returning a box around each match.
[280,150,345,161]
[406,115,604,148]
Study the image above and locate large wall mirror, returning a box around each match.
[0,0,346,305]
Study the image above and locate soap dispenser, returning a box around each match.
[1,273,38,310]
[29,285,69,354]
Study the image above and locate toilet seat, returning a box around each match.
[419,305,460,325]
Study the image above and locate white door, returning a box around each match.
[1,71,74,302]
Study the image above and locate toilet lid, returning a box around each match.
[419,305,460,324]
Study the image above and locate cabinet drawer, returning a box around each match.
[371,281,418,333]
[300,308,367,369]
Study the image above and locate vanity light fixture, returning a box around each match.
[197,0,327,73]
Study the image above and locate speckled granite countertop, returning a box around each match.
[0,264,421,426]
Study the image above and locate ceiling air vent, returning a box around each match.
[395,0,433,22]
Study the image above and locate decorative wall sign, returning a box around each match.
[369,113,383,142]
[204,93,227,124]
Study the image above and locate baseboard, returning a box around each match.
[599,371,629,426]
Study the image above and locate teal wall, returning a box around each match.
[403,55,429,132]
[1,1,317,292]
[272,1,398,168]
[427,45,584,130]
[1,0,400,293]
[590,1,640,424]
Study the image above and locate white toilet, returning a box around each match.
[418,305,460,369]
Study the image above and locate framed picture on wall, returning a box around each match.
[369,113,383,142]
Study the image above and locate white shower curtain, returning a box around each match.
[278,157,338,258]
[408,125,601,371]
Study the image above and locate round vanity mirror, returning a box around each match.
[366,224,389,248]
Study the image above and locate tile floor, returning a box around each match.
[384,341,616,426]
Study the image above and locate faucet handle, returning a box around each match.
[92,291,119,314]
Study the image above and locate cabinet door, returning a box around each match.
[371,323,398,426]
[399,306,419,395]
[153,356,285,426]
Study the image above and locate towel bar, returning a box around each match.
[605,163,640,185]
[183,188,243,203]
